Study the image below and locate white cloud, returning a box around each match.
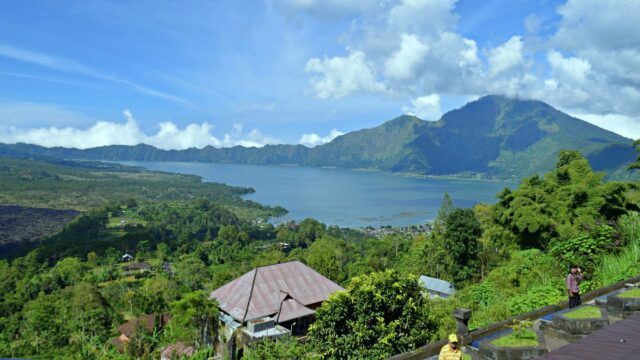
[299,128,344,147]
[221,124,282,148]
[545,0,640,117]
[0,109,282,150]
[291,0,640,139]
[547,51,592,85]
[553,0,640,52]
[304,50,385,98]
[388,0,458,36]
[487,36,524,76]
[384,34,429,81]
[568,112,640,140]
[402,94,441,120]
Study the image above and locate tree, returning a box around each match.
[297,218,326,247]
[444,208,483,285]
[125,197,138,209]
[86,252,98,267]
[68,282,113,340]
[309,270,436,359]
[156,243,168,261]
[244,336,310,360]
[169,291,219,347]
[494,151,638,248]
[305,237,346,283]
[18,293,68,356]
[139,276,179,314]
[437,192,455,223]
[176,255,209,291]
[217,225,238,243]
[473,203,516,279]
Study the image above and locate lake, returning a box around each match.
[122,161,513,228]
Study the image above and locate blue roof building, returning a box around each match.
[419,275,456,299]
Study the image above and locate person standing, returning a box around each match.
[566,264,583,308]
[439,334,463,360]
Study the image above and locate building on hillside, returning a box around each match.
[122,253,134,262]
[112,314,171,352]
[419,275,456,299]
[160,342,196,360]
[209,261,343,356]
[163,261,174,276]
[123,261,151,274]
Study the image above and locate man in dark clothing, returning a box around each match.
[566,264,583,308]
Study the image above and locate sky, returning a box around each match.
[0,0,639,149]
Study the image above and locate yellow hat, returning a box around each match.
[449,334,459,343]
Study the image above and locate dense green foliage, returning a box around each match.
[494,151,638,248]
[0,157,286,218]
[0,148,639,359]
[309,270,436,359]
[2,96,637,180]
[244,336,312,360]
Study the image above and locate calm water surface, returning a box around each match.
[123,162,513,228]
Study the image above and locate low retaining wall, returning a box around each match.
[387,274,640,360]
[479,329,547,360]
[606,290,640,316]
[542,306,609,341]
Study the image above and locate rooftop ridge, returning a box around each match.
[241,268,259,323]
[254,259,303,270]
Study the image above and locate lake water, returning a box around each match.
[122,161,513,228]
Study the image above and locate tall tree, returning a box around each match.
[495,151,638,248]
[436,192,455,223]
[309,270,436,359]
[444,208,483,285]
[169,291,219,348]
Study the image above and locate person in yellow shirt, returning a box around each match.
[439,334,463,360]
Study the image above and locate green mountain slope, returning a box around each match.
[0,96,636,179]
[307,115,430,171]
[406,95,635,178]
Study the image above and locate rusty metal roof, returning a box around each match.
[209,261,343,323]
[538,313,640,359]
[277,298,315,323]
[117,314,171,338]
[160,342,195,358]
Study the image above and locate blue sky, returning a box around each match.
[1,0,639,149]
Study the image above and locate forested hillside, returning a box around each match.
[2,96,636,180]
[0,157,286,258]
[0,149,639,359]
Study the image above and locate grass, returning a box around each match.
[564,305,601,319]
[491,330,538,348]
[595,212,640,286]
[463,353,471,360]
[618,288,640,298]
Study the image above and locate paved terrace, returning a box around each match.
[387,274,640,360]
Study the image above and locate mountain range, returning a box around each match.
[1,95,637,180]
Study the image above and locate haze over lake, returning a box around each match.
[123,161,513,228]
